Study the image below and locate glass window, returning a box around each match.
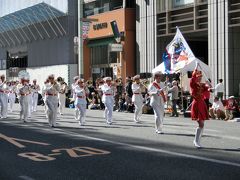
[91,45,108,65]
[84,0,123,17]
[172,0,194,8]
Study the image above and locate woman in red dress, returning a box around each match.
[190,64,210,148]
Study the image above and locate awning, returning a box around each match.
[87,37,116,47]
[0,2,67,48]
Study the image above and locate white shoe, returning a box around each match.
[193,140,201,148]
[79,121,85,126]
[107,121,112,125]
[134,120,140,123]
[155,130,164,134]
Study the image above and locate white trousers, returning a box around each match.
[32,93,38,112]
[151,103,164,131]
[8,93,16,112]
[0,93,8,118]
[76,103,86,124]
[46,96,58,127]
[19,95,29,121]
[104,102,113,123]
[133,101,143,121]
[28,94,32,116]
[59,94,66,114]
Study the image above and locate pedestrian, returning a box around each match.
[31,79,40,112]
[17,76,32,122]
[72,76,79,120]
[45,74,60,128]
[224,96,239,121]
[168,80,179,117]
[8,81,16,112]
[0,74,9,119]
[214,79,224,100]
[57,77,67,115]
[190,63,210,148]
[100,77,115,125]
[209,96,225,120]
[148,71,166,134]
[42,79,50,118]
[131,75,144,123]
[74,79,89,125]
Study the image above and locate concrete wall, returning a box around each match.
[27,64,77,89]
[136,0,157,74]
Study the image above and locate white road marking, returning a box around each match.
[19,175,35,180]
[24,123,240,168]
[1,118,240,168]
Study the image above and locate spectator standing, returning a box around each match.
[214,79,224,100]
[168,80,179,117]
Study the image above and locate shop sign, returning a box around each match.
[109,44,123,52]
[93,22,108,30]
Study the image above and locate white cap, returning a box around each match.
[229,96,235,99]
[172,80,177,85]
[133,75,140,81]
[73,76,79,80]
[153,71,162,78]
[103,77,112,82]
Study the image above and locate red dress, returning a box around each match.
[190,71,209,121]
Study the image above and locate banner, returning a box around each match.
[82,22,91,40]
[163,27,195,73]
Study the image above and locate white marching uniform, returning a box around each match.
[17,84,32,122]
[74,85,88,125]
[42,83,50,117]
[131,83,144,122]
[58,83,67,115]
[0,81,9,118]
[72,83,79,120]
[28,85,33,117]
[8,85,16,112]
[101,84,115,124]
[148,81,166,133]
[31,84,40,112]
[45,83,60,127]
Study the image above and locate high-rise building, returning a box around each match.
[136,0,240,97]
[0,0,78,86]
[82,0,136,81]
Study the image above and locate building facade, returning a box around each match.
[136,0,240,97]
[0,0,78,86]
[82,0,136,81]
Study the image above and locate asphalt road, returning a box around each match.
[0,105,240,180]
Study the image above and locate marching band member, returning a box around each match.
[57,77,67,115]
[190,63,210,148]
[0,75,9,118]
[26,79,32,117]
[8,81,16,112]
[31,79,40,112]
[72,76,79,120]
[101,77,115,125]
[131,75,144,123]
[42,79,50,117]
[17,76,32,122]
[148,71,166,134]
[45,75,60,128]
[74,79,89,125]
